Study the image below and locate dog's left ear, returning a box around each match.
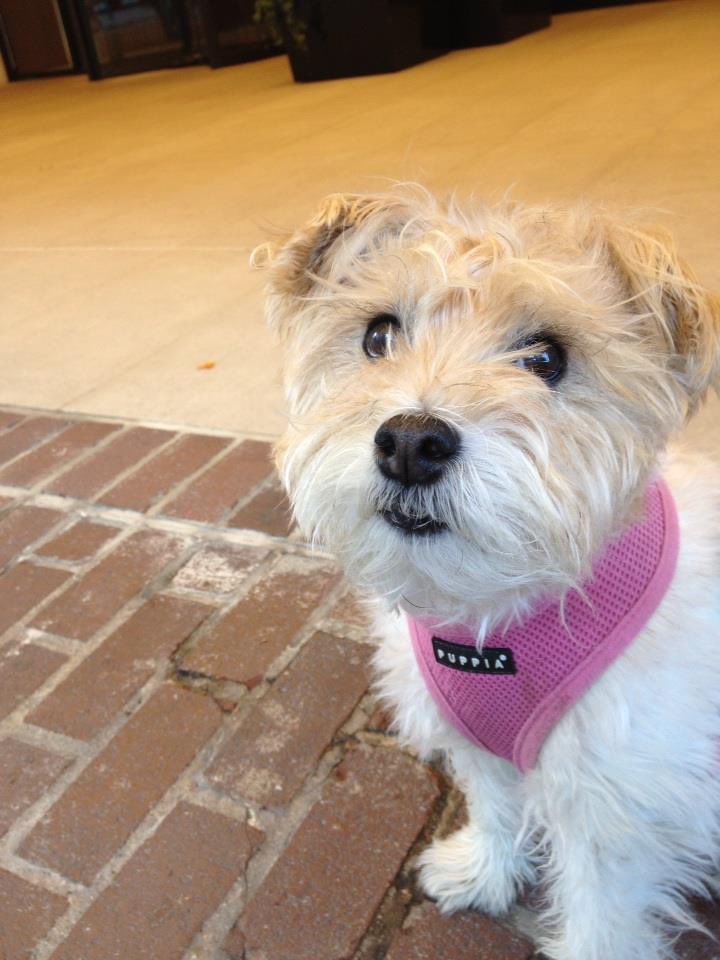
[252,193,408,338]
[603,219,720,414]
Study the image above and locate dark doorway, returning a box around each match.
[0,0,275,81]
[72,0,200,79]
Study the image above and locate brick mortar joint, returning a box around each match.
[9,722,87,760]
[76,430,184,505]
[215,715,435,938]
[14,514,135,578]
[0,543,238,866]
[253,574,352,685]
[0,417,76,479]
[9,488,332,557]
[219,467,280,528]
[170,669,247,713]
[169,551,346,699]
[24,629,89,657]
[0,565,77,654]
[172,617,386,933]
[1,421,132,498]
[242,717,398,876]
[168,547,285,672]
[229,741,352,914]
[225,739,451,960]
[0,525,345,898]
[0,507,81,578]
[10,524,196,658]
[170,614,362,711]
[143,435,245,518]
[0,515,166,656]
[349,759,453,960]
[25,703,238,960]
[0,404,276,444]
[0,668,171,864]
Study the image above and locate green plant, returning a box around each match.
[253,0,308,50]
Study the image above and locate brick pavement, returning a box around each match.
[0,405,714,960]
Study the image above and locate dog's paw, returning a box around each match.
[417,824,526,916]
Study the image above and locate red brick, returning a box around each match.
[0,868,67,960]
[228,474,293,537]
[29,595,213,740]
[49,802,261,960]
[0,417,69,469]
[162,439,273,523]
[238,747,439,960]
[0,563,72,636]
[99,433,232,513]
[181,555,339,682]
[327,590,372,632]
[385,902,535,960]
[0,739,70,838]
[0,410,23,432]
[0,421,120,488]
[46,426,174,499]
[21,684,222,884]
[0,505,65,568]
[31,530,182,641]
[208,631,371,807]
[0,642,67,721]
[33,520,119,562]
[172,543,268,594]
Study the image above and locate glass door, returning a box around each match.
[73,0,199,79]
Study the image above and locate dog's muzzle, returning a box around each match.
[378,507,448,536]
[374,414,458,535]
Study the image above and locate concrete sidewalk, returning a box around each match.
[1,1,718,437]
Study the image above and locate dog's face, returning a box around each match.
[258,190,719,627]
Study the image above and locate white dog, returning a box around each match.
[255,187,720,960]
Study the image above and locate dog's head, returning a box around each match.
[256,189,720,627]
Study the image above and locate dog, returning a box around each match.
[254,187,720,960]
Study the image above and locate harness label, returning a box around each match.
[432,637,516,675]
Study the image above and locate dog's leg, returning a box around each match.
[530,708,720,960]
[533,788,679,960]
[418,742,532,915]
[373,609,532,915]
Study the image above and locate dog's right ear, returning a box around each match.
[252,193,406,338]
[600,217,720,415]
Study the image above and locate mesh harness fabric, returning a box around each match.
[408,479,680,772]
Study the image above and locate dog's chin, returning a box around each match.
[378,507,448,537]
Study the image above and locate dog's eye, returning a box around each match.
[516,335,566,385]
[363,315,400,360]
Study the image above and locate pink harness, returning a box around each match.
[409,479,679,772]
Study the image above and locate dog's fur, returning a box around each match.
[255,187,720,960]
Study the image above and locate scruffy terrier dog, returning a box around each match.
[255,187,720,960]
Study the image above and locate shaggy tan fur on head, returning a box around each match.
[255,188,719,629]
[602,219,720,411]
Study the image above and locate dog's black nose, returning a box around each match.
[374,415,459,485]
